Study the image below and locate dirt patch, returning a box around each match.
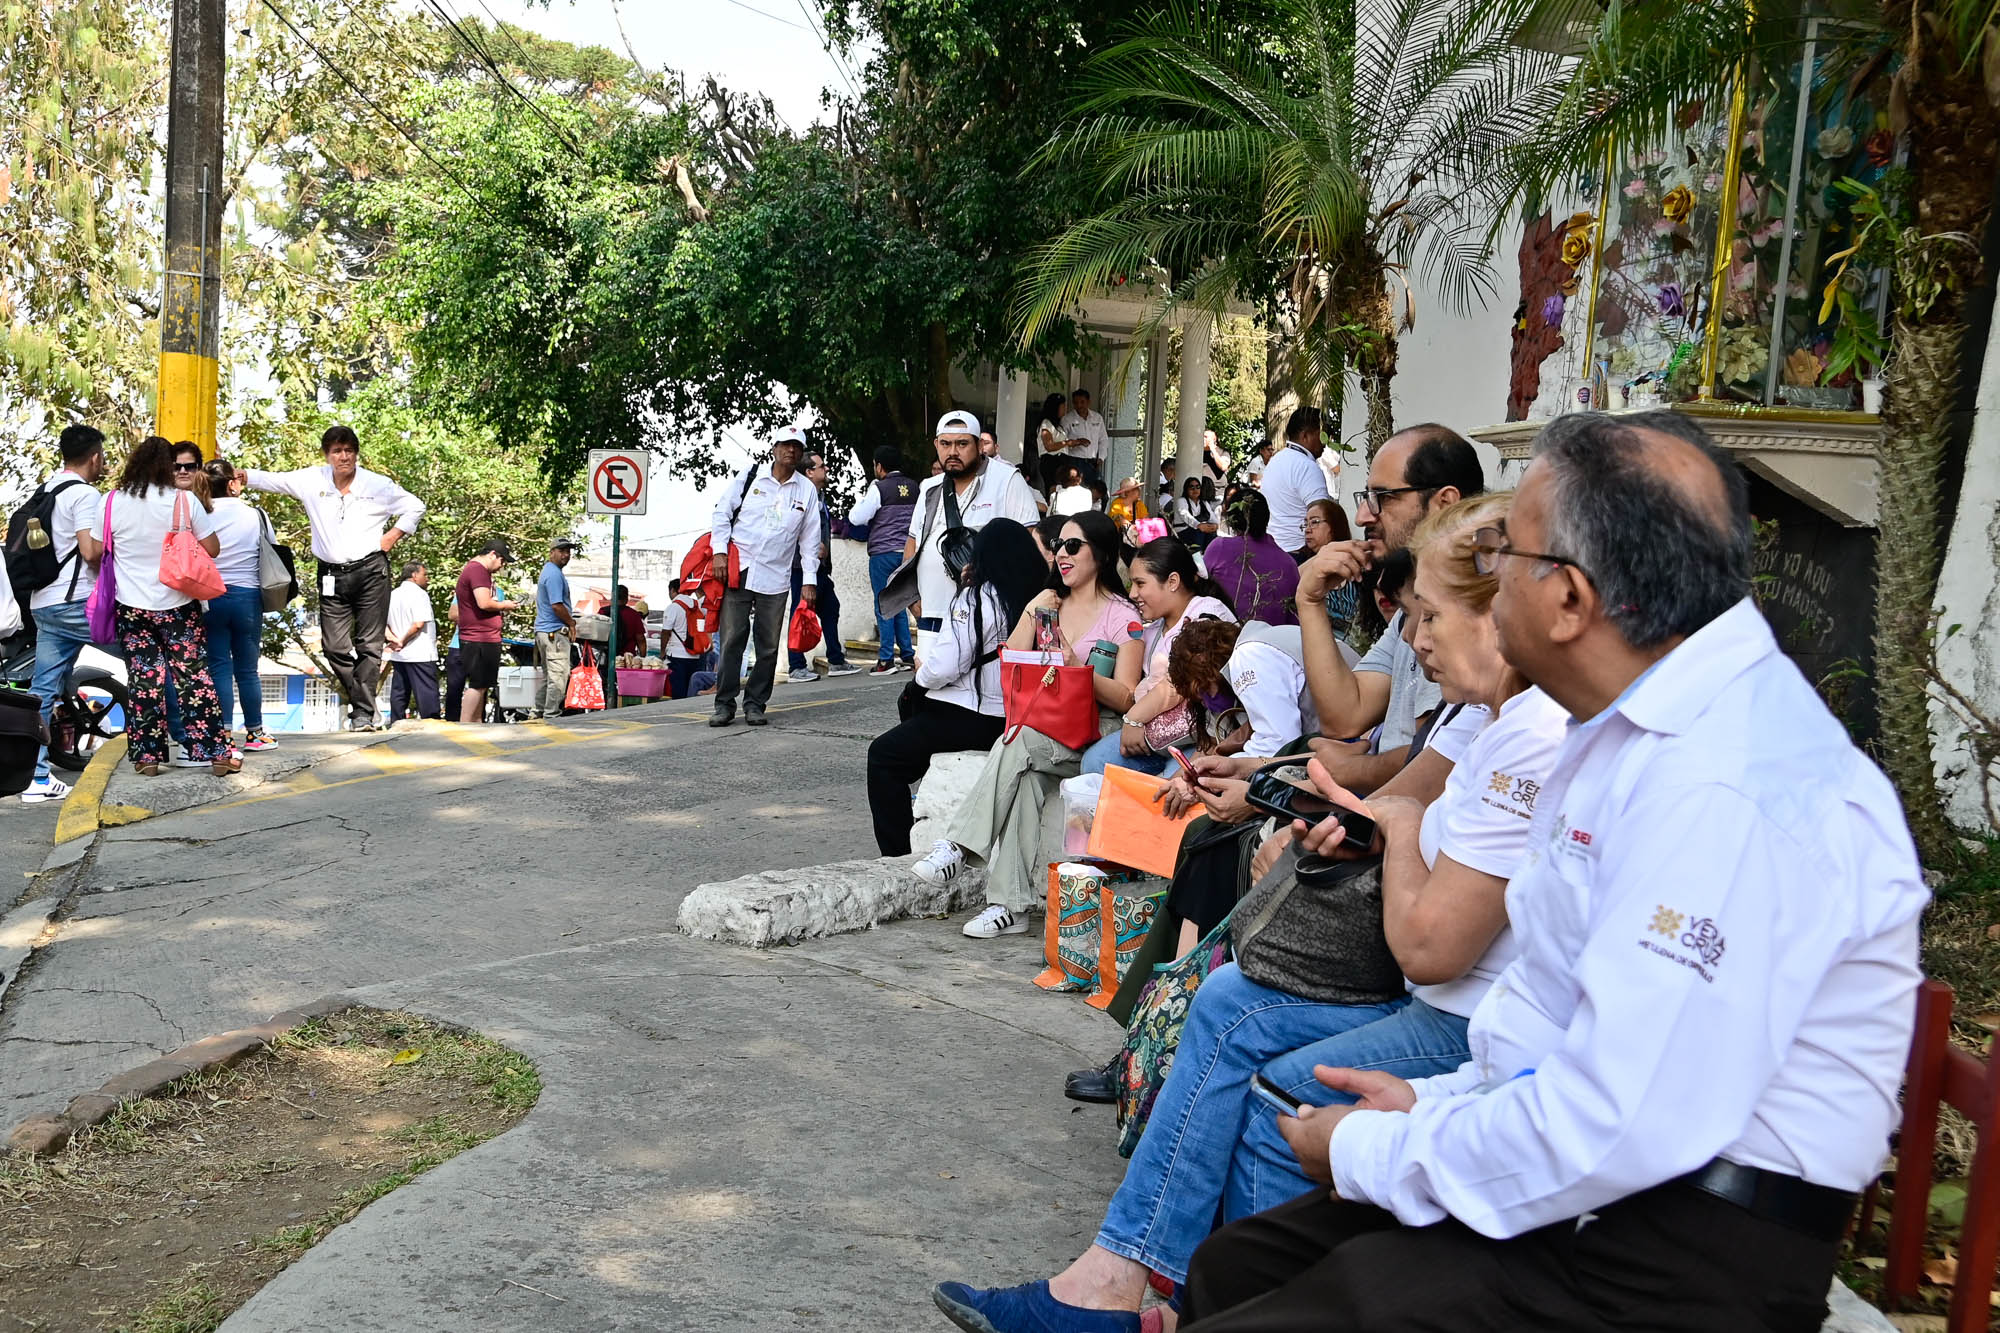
[0,1008,539,1332]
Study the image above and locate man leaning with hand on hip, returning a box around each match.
[239,426,426,733]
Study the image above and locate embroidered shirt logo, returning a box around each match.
[1638,905,1726,981]
[1681,917,1726,966]
[1488,771,1513,795]
[1649,906,1684,938]
[1569,828,1593,846]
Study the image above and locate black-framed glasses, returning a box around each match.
[1054,537,1088,556]
[172,461,201,472]
[1356,484,1431,513]
[1471,525,1588,581]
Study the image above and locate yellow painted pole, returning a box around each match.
[1579,136,1616,380]
[156,0,224,458]
[1698,62,1751,400]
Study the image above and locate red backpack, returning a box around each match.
[677,466,760,653]
[671,591,713,656]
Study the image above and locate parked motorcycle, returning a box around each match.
[0,630,129,772]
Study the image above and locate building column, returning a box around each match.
[1175,314,1213,468]
[1142,333,1168,496]
[994,367,1030,465]
[1933,308,2000,830]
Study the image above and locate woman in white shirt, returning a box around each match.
[932,493,1572,1332]
[1048,463,1094,517]
[107,437,238,776]
[865,519,1046,858]
[200,460,275,750]
[1169,476,1220,550]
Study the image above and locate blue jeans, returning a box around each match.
[203,585,265,731]
[29,599,92,783]
[1095,964,1407,1284]
[1224,994,1471,1223]
[1080,730,1171,779]
[868,550,912,663]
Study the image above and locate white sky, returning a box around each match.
[478,0,863,557]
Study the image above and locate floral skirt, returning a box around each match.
[117,602,235,766]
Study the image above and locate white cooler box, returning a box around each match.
[496,665,543,711]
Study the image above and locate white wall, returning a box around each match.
[1933,313,2000,833]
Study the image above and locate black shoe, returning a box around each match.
[708,708,735,728]
[744,710,768,727]
[1064,1055,1120,1104]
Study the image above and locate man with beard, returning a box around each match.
[880,411,1039,661]
[1297,424,1485,794]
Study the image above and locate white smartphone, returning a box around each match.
[1251,1073,1304,1117]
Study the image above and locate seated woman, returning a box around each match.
[1169,476,1219,551]
[931,492,1571,1333]
[1202,492,1298,627]
[1049,464,1095,517]
[1079,538,1235,782]
[1302,497,1361,643]
[912,511,1143,940]
[865,519,1046,856]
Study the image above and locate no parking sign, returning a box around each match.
[586,450,649,517]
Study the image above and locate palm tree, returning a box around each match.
[1011,0,1568,455]
[1515,0,2000,865]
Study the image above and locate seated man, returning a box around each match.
[1178,412,1927,1331]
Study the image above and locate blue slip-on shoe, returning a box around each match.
[931,1280,1142,1333]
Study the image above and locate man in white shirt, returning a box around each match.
[1056,389,1109,486]
[240,426,426,732]
[660,578,705,700]
[17,425,106,803]
[879,411,1040,661]
[1257,405,1331,558]
[1181,412,1926,1332]
[1243,438,1276,488]
[707,425,819,728]
[383,561,440,721]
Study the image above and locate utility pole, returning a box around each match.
[158,0,225,458]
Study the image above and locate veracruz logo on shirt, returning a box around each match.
[1483,770,1539,820]
[1639,904,1727,981]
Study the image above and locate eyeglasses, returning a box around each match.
[1054,537,1088,556]
[1471,526,1589,581]
[1356,484,1431,513]
[173,462,201,472]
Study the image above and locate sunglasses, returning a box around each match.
[1054,537,1088,556]
[173,461,201,472]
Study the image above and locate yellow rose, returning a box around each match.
[1559,228,1592,268]
[1661,184,1696,223]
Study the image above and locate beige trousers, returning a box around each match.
[944,727,1083,912]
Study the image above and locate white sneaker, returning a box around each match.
[962,903,1027,938]
[912,839,966,885]
[825,662,862,677]
[170,748,207,769]
[790,669,820,683]
[19,776,71,804]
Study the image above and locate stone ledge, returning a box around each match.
[6,994,354,1156]
[678,856,991,949]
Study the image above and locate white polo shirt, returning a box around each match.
[1330,600,1928,1239]
[1058,408,1108,462]
[27,471,102,610]
[1258,442,1330,553]
[710,463,818,597]
[242,464,425,565]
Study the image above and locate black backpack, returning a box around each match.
[4,477,90,604]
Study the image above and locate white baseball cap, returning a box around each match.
[935,410,980,437]
[773,425,808,448]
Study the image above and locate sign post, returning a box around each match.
[585,450,650,711]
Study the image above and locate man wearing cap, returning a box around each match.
[881,411,1040,661]
[455,540,522,725]
[532,538,578,717]
[708,426,820,727]
[1057,389,1108,487]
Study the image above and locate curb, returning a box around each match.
[6,992,354,1157]
[52,735,138,846]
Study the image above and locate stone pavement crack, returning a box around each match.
[0,1035,146,1048]
[79,861,344,921]
[34,986,187,1043]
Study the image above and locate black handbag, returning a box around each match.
[0,685,48,797]
[1232,843,1406,1004]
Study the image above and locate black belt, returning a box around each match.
[316,552,385,573]
[916,617,942,632]
[1676,1159,1855,1242]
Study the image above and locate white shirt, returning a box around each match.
[27,470,102,610]
[243,464,426,565]
[1226,636,1319,758]
[1058,408,1108,461]
[710,464,818,597]
[1410,687,1570,1018]
[1258,442,1330,553]
[911,460,1040,627]
[107,486,219,611]
[1246,452,1272,487]
[661,596,701,659]
[1050,485,1095,517]
[1331,600,1928,1238]
[206,496,267,589]
[385,580,436,663]
[916,584,1009,716]
[1423,702,1490,766]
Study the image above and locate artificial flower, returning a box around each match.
[1559,228,1593,267]
[1865,130,1895,167]
[1623,179,1648,198]
[1816,126,1855,159]
[1661,184,1696,223]
[1541,294,1566,324]
[1657,282,1687,317]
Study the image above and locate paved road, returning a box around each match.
[0,675,1130,1331]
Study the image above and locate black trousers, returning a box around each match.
[443,645,465,723]
[866,697,1005,855]
[317,551,391,724]
[388,661,440,720]
[714,587,787,714]
[1183,1183,1840,1333]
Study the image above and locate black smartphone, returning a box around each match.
[1251,1073,1304,1117]
[1244,769,1377,850]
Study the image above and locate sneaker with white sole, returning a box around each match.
[242,730,278,752]
[19,776,71,804]
[869,661,899,676]
[790,669,820,683]
[825,662,862,677]
[912,839,966,885]
[962,903,1027,938]
[170,748,208,769]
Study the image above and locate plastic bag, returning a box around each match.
[1059,773,1104,855]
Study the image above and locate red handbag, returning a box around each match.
[789,602,823,653]
[1001,659,1101,751]
[565,645,606,711]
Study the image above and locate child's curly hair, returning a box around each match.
[1167,617,1245,746]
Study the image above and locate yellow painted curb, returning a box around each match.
[53,736,131,845]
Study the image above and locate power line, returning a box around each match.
[419,0,589,157]
[256,0,497,221]
[466,0,558,85]
[788,0,862,101]
[719,0,807,30]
